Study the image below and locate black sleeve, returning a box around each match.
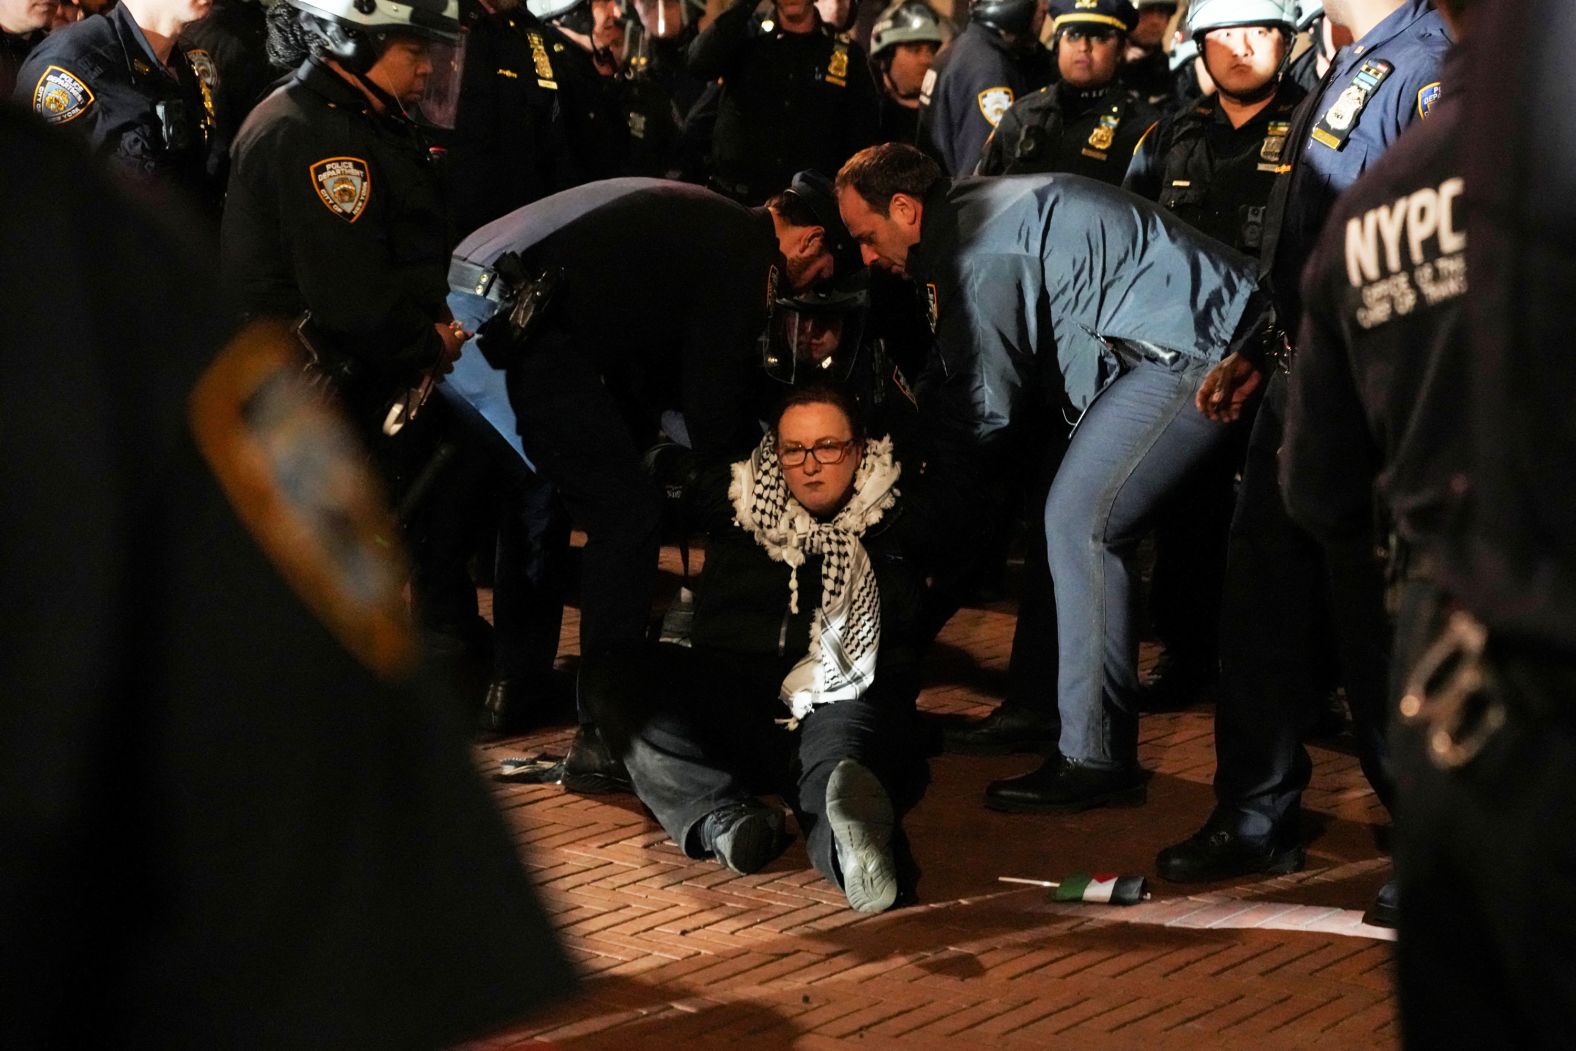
[251,120,442,375]
[841,42,882,159]
[975,102,1022,176]
[1122,118,1163,199]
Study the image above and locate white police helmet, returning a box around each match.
[1187,0,1296,37]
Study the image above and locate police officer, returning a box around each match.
[1281,0,1468,940]
[223,0,487,666]
[688,0,881,204]
[180,0,275,140]
[868,0,944,146]
[836,144,1270,807]
[1121,0,1176,104]
[1,0,54,97]
[527,0,633,183]
[445,172,856,775]
[915,0,1052,175]
[446,0,580,237]
[15,0,222,209]
[1121,0,1304,709]
[977,0,1158,182]
[1399,0,1576,1036]
[619,0,706,176]
[1157,0,1450,898]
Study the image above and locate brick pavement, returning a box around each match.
[465,549,1399,1050]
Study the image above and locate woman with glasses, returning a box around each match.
[584,385,930,913]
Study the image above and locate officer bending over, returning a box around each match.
[836,143,1268,810]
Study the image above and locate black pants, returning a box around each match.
[584,644,928,889]
[1212,373,1392,839]
[1391,600,1576,1048]
[505,337,662,659]
[492,465,571,683]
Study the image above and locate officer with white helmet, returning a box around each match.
[868,0,944,144]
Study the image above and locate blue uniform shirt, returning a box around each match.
[1262,0,1451,330]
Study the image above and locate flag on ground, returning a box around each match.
[1052,873,1148,905]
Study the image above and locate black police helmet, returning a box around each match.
[970,0,1041,37]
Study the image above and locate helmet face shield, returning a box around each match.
[407,30,467,129]
[761,296,868,386]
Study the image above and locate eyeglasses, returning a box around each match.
[779,439,855,467]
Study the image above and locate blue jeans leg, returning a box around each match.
[1045,358,1232,766]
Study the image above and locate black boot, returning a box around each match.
[943,705,1060,755]
[562,723,633,794]
[1156,818,1306,883]
[984,755,1148,813]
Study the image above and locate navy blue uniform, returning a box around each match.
[1125,82,1305,257]
[916,21,1052,175]
[688,0,880,204]
[977,82,1159,182]
[1204,0,1450,847]
[451,180,781,655]
[1399,0,1576,1038]
[0,27,43,98]
[15,4,222,208]
[905,175,1263,768]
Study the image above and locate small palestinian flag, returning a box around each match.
[1052,873,1148,906]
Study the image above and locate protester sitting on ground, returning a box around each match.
[585,385,929,913]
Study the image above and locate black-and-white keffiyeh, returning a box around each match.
[730,431,901,720]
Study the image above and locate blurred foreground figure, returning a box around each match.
[1393,0,1576,1043]
[0,110,572,1049]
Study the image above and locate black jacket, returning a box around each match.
[179,0,276,144]
[687,461,927,696]
[15,4,221,206]
[689,0,880,203]
[453,178,781,459]
[222,59,452,391]
[977,82,1158,182]
[1124,82,1307,257]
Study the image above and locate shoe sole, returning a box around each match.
[1156,844,1307,884]
[984,781,1148,814]
[826,760,898,913]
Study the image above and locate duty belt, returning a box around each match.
[448,257,509,303]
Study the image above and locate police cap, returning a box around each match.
[1049,0,1139,36]
[786,170,860,275]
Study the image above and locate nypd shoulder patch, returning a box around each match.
[33,65,94,125]
[310,156,371,222]
[978,86,1015,127]
[1417,81,1442,119]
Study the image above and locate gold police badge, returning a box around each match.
[827,44,849,86]
[1088,114,1119,151]
[310,156,371,222]
[1260,121,1289,163]
[33,65,94,125]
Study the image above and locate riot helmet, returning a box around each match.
[970,0,1043,39]
[1293,0,1321,30]
[286,0,467,126]
[870,0,944,56]
[761,272,872,387]
[1187,0,1296,38]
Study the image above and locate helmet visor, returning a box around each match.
[407,30,467,130]
[761,301,867,385]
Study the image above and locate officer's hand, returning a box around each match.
[435,321,468,376]
[1196,352,1262,423]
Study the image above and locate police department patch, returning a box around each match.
[977,87,1014,127]
[1417,81,1442,119]
[33,65,94,125]
[310,157,371,222]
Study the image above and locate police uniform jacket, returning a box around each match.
[917,20,1051,175]
[15,4,220,203]
[976,81,1158,182]
[1260,0,1449,331]
[688,0,880,203]
[179,0,277,144]
[445,7,577,237]
[453,178,780,458]
[222,58,452,392]
[620,29,703,178]
[906,174,1261,455]
[547,19,633,183]
[1282,65,1465,552]
[1124,80,1306,257]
